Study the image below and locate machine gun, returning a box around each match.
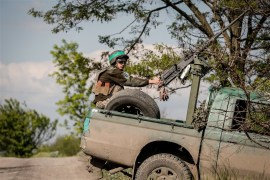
[158,10,249,124]
[159,10,249,88]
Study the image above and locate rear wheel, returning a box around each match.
[105,89,160,118]
[135,153,193,180]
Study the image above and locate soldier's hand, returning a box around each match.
[149,76,161,85]
[159,86,169,101]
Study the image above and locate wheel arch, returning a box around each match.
[132,140,195,178]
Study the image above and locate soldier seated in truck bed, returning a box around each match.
[92,50,161,109]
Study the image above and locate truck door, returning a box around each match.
[198,92,231,175]
[217,99,270,177]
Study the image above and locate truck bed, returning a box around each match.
[81,109,201,167]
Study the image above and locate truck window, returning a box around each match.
[232,100,270,136]
[232,100,247,130]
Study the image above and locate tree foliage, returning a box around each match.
[126,44,181,78]
[50,40,102,133]
[0,98,57,157]
[29,0,270,89]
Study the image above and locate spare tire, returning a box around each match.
[105,89,160,119]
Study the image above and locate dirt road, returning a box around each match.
[0,156,101,180]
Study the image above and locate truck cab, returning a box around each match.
[201,87,270,177]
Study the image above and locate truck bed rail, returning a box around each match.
[92,108,194,129]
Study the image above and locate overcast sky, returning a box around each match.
[0,0,209,138]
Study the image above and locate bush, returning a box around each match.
[37,135,81,157]
[0,98,57,157]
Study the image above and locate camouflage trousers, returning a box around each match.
[95,85,123,109]
[96,98,111,109]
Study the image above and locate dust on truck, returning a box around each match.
[80,11,270,179]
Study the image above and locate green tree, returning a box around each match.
[126,44,181,78]
[29,0,270,90]
[0,98,57,157]
[50,40,102,133]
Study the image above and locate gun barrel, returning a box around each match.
[161,55,196,86]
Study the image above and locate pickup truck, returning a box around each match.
[81,12,269,179]
[80,86,270,179]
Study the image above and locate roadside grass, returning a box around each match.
[32,151,61,158]
[32,135,80,157]
[202,173,269,180]
[202,165,269,180]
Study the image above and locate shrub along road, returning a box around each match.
[0,156,101,180]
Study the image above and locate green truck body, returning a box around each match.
[81,87,270,179]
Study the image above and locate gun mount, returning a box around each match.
[160,10,249,87]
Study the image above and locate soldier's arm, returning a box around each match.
[124,76,149,87]
[106,68,159,87]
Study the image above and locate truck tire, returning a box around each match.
[105,89,160,118]
[135,153,193,180]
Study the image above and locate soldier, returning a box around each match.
[92,50,161,109]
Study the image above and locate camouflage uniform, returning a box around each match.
[92,67,149,109]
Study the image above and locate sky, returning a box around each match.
[0,0,209,138]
